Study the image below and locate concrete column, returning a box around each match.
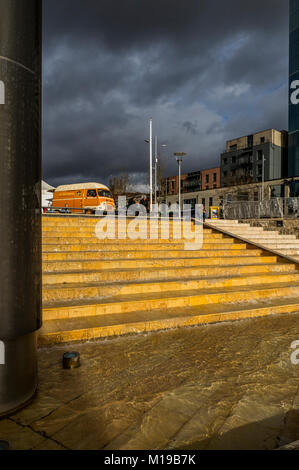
[0,0,42,416]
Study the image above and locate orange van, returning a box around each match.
[52,183,115,214]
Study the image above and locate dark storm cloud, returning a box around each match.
[42,0,289,187]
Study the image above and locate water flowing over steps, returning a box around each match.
[40,216,299,344]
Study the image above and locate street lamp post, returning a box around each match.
[144,120,154,212]
[159,144,167,202]
[146,134,167,209]
[174,153,187,218]
[154,137,158,205]
[262,154,266,201]
[154,139,167,205]
[149,119,153,212]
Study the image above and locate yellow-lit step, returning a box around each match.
[42,248,264,261]
[39,298,299,345]
[41,235,230,244]
[42,243,248,253]
[42,262,294,285]
[41,240,245,252]
[42,225,212,232]
[42,255,278,273]
[42,217,187,224]
[42,272,299,302]
[42,282,299,321]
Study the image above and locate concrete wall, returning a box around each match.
[243,219,299,238]
[166,176,299,215]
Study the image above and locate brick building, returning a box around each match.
[164,167,220,197]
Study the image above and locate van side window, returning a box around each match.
[87,190,97,197]
[98,190,113,198]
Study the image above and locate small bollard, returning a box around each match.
[0,441,9,451]
[63,352,80,370]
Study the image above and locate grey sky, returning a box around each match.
[43,0,289,189]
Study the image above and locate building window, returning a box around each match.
[232,156,236,164]
[247,135,253,147]
[237,192,249,201]
[261,137,265,144]
[213,184,217,189]
[254,192,259,201]
[206,174,209,183]
[184,198,197,209]
[202,198,205,206]
[230,144,237,151]
[257,150,263,161]
[223,157,228,165]
[223,171,227,177]
[206,186,209,190]
[213,173,217,182]
[209,197,213,207]
[270,185,284,198]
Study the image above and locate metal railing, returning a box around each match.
[223,198,299,220]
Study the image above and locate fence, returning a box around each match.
[223,198,299,220]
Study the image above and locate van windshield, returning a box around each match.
[98,190,113,199]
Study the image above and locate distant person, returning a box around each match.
[128,196,141,217]
[203,206,206,222]
[128,196,137,207]
[140,195,149,213]
[219,201,224,219]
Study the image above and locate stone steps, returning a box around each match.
[42,262,293,285]
[43,282,299,320]
[42,242,248,252]
[42,248,264,261]
[39,298,299,344]
[42,272,299,303]
[42,254,278,273]
[40,216,299,344]
[231,234,297,240]
[207,220,299,261]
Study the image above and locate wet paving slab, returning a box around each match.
[1,313,299,450]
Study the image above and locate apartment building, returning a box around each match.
[164,167,220,197]
[221,129,288,187]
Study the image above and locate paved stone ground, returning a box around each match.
[1,313,299,450]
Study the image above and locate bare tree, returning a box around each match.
[109,173,130,196]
